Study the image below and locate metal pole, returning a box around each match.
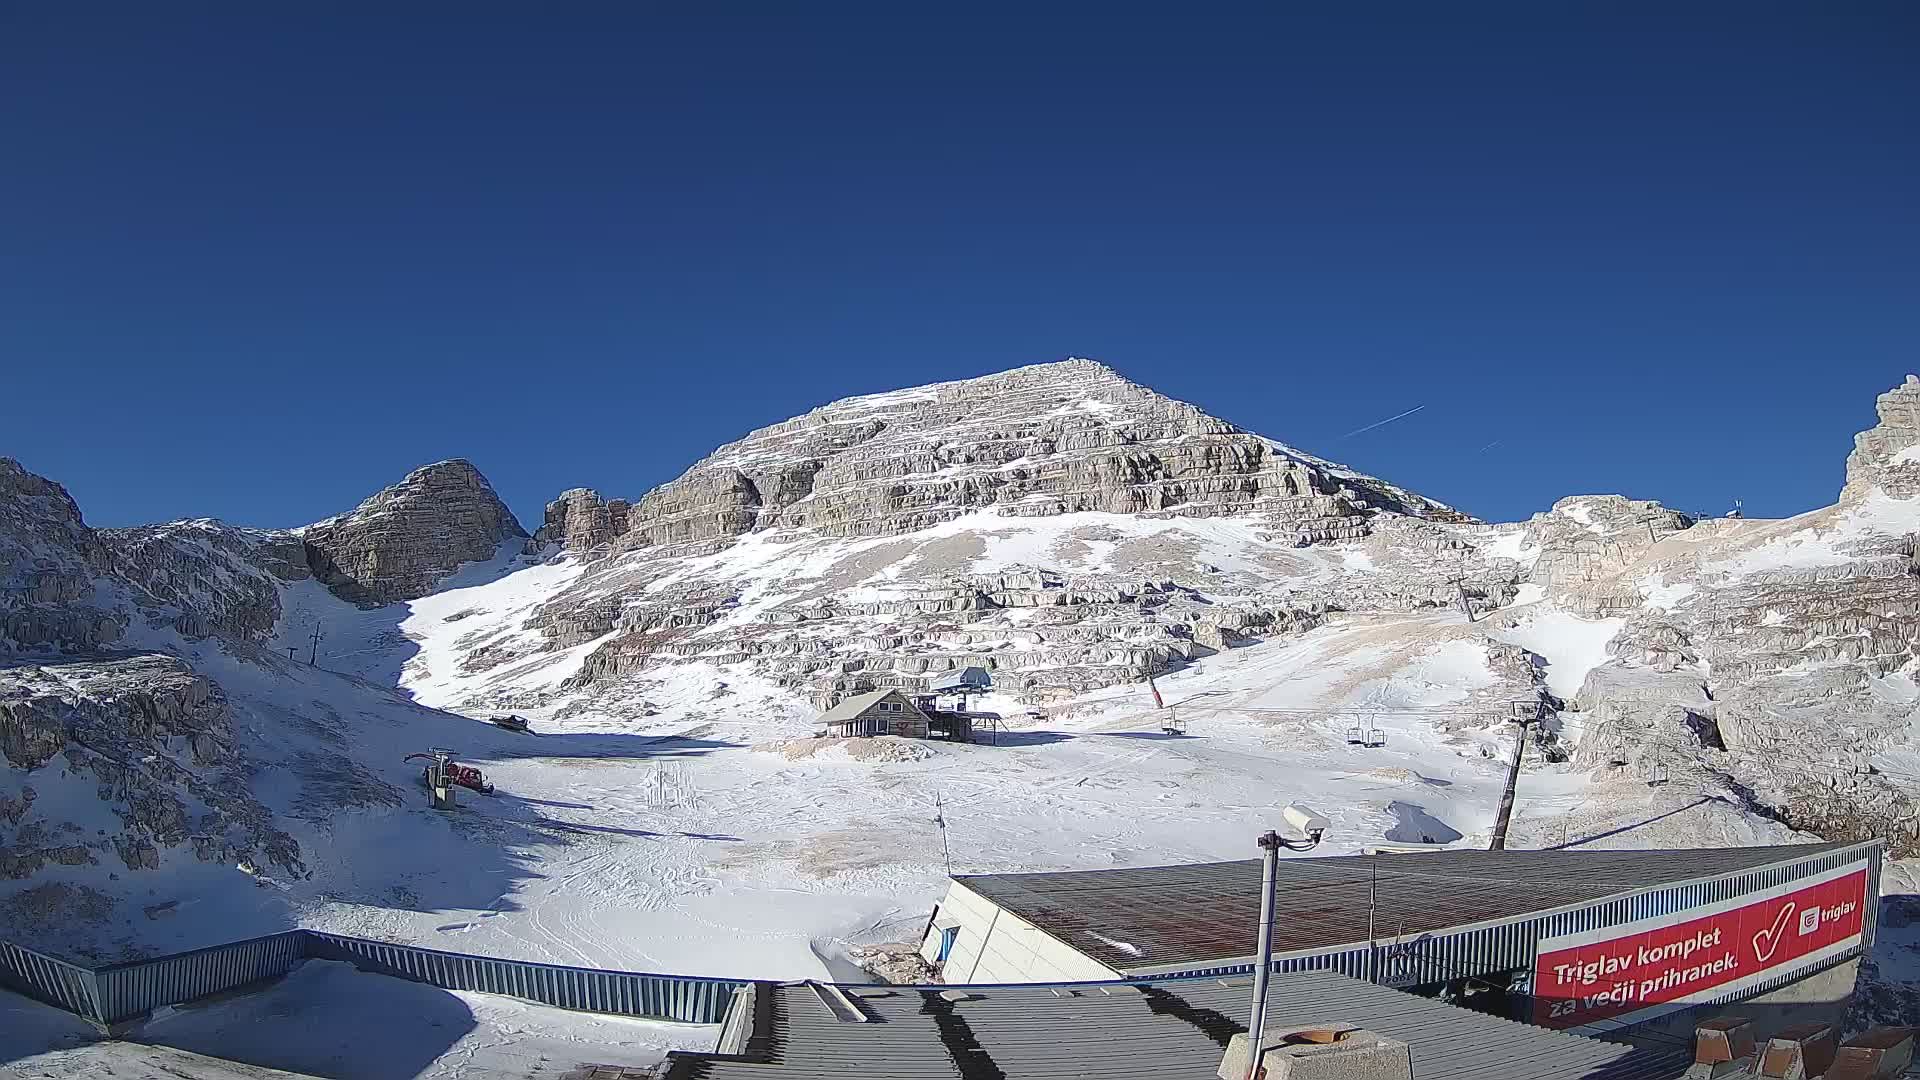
[1367,857,1378,983]
[935,792,952,877]
[1489,719,1532,851]
[1245,831,1281,1080]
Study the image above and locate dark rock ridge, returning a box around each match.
[302,459,527,607]
[0,457,125,651]
[535,488,631,554]
[0,653,299,882]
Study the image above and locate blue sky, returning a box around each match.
[4,4,1915,530]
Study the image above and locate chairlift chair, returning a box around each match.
[1366,727,1387,748]
[1162,712,1186,736]
[1647,762,1670,787]
[1345,725,1366,745]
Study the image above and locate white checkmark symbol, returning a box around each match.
[1753,903,1796,963]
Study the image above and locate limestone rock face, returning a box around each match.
[536,488,630,553]
[104,521,310,643]
[468,361,1484,713]
[0,654,300,883]
[1844,374,1920,500]
[600,360,1459,553]
[1524,495,1694,613]
[0,457,124,651]
[303,459,527,606]
[1517,377,1920,854]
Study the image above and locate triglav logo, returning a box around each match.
[1798,907,1822,937]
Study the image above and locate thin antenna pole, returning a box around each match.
[307,623,323,666]
[935,792,952,877]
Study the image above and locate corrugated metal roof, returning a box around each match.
[661,970,1691,1079]
[817,689,901,723]
[956,843,1845,973]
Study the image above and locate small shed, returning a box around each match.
[817,689,930,739]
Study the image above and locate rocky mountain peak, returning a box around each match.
[543,360,1454,558]
[302,459,527,607]
[0,458,125,652]
[0,457,107,592]
[1843,374,1920,500]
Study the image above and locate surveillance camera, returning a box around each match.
[1282,804,1330,837]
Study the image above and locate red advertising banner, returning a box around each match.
[1533,866,1868,1029]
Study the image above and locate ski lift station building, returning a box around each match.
[918,841,1882,1041]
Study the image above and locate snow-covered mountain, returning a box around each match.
[5,359,1920,984]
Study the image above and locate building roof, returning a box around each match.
[817,689,904,724]
[955,842,1847,974]
[926,666,992,691]
[661,969,1690,1080]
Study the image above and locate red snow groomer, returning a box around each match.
[405,752,494,795]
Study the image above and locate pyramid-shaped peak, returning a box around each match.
[402,458,489,482]
[303,458,526,606]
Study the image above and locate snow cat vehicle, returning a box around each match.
[404,752,495,795]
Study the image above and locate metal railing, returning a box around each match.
[0,937,102,1021]
[93,930,306,1024]
[0,928,744,1027]
[303,931,744,1024]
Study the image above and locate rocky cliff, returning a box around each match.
[1845,374,1920,501]
[1527,380,1920,853]
[0,458,124,652]
[548,360,1456,558]
[0,462,304,941]
[302,459,526,607]
[0,453,543,955]
[441,360,1476,712]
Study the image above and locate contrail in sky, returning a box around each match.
[1341,404,1425,439]
[1478,440,1502,454]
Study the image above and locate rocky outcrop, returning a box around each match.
[0,654,301,881]
[303,459,527,606]
[1534,377,1920,853]
[104,520,311,643]
[1844,374,1920,499]
[535,565,1330,708]
[536,488,630,553]
[1524,495,1694,613]
[0,457,124,651]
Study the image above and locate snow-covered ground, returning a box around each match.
[270,597,1625,982]
[1492,609,1625,699]
[14,487,1791,992]
[0,961,713,1079]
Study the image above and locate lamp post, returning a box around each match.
[1245,806,1328,1080]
